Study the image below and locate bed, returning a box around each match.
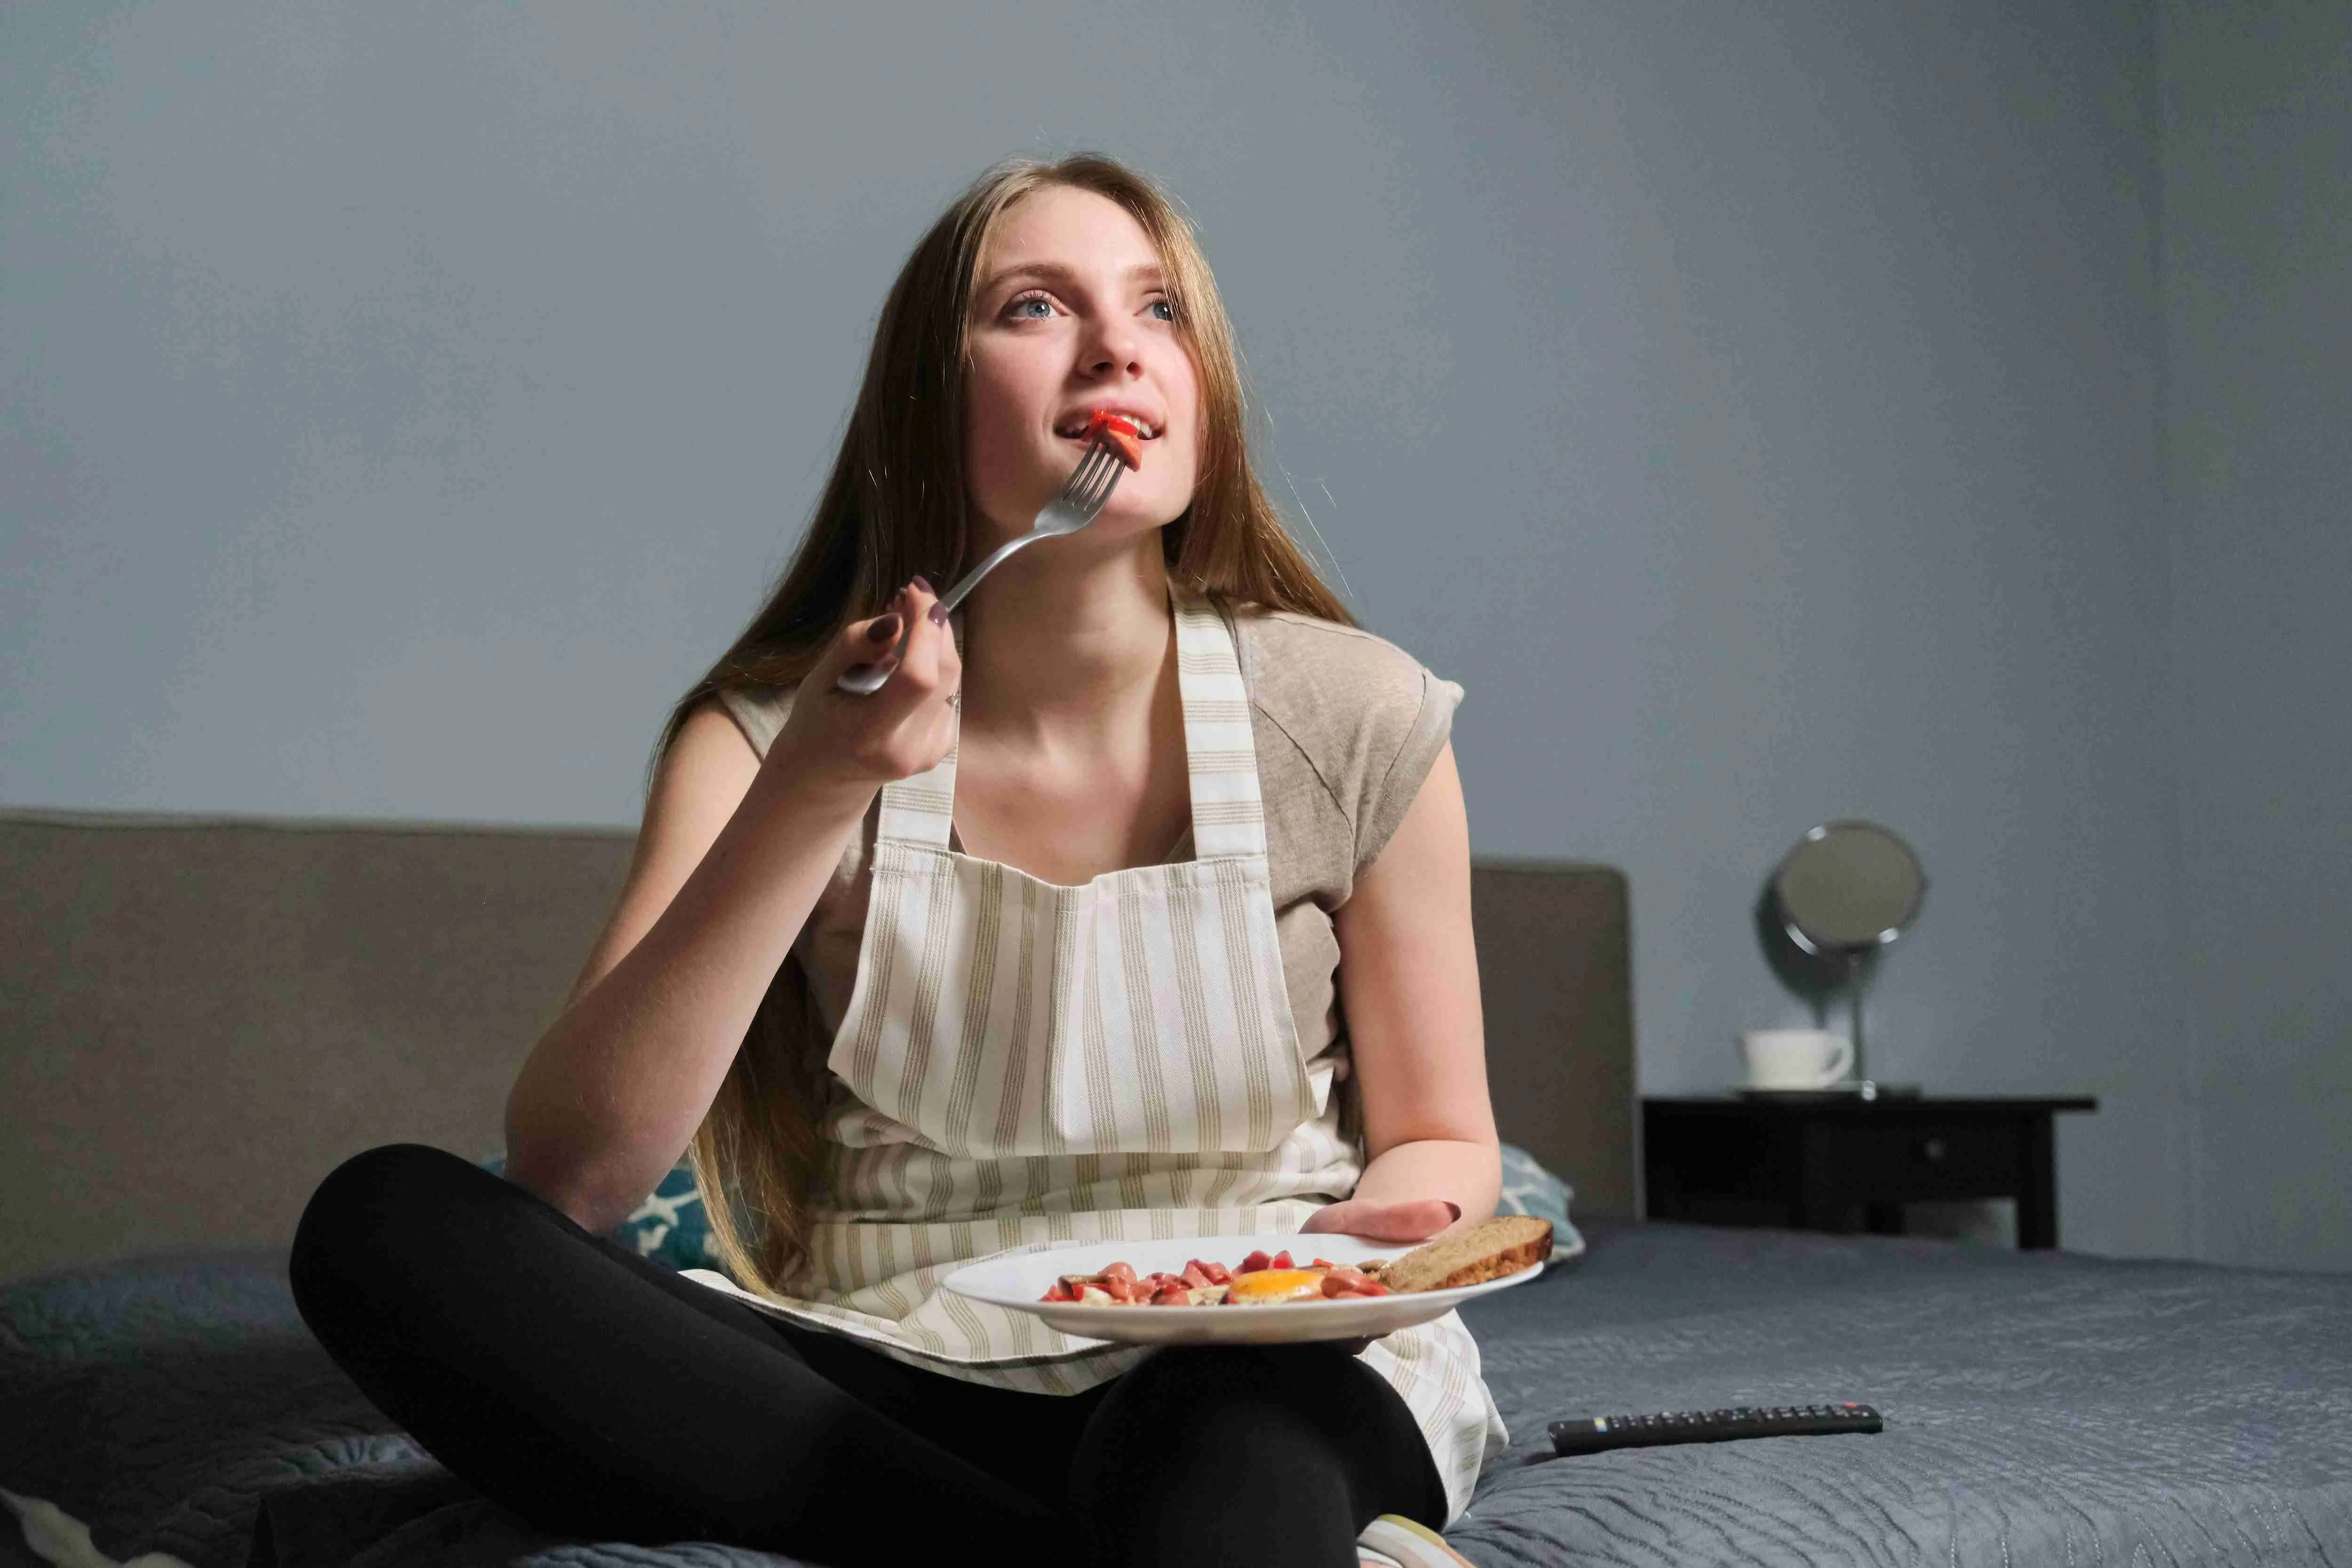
[5,810,2349,1566]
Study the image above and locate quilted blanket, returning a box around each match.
[5,1224,2349,1566]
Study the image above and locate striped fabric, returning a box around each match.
[683,589,1504,1522]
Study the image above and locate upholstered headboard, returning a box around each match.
[0,808,1635,1280]
[1468,859,1637,1219]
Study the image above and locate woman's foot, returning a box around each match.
[1358,1513,1477,1567]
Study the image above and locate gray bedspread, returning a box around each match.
[1456,1224,2352,1564]
[5,1223,2348,1567]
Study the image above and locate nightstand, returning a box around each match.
[1642,1095,2098,1249]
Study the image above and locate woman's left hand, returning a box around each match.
[1300,1198,1461,1243]
[1298,1200,1463,1357]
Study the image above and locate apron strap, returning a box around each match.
[875,745,958,847]
[874,586,1266,860]
[1172,589,1268,862]
[876,618,963,849]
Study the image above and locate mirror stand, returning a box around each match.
[1845,949,1868,1089]
[1839,950,1907,1098]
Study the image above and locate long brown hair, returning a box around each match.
[667,152,1352,1297]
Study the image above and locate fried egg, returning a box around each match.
[1224,1267,1327,1305]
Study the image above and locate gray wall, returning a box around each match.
[4,2,2327,1266]
[2159,0,2352,1271]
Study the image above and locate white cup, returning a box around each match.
[1739,1029,1856,1090]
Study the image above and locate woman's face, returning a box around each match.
[962,185,1201,549]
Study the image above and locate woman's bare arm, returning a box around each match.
[1307,742,1500,1242]
[502,705,857,1232]
[503,582,960,1233]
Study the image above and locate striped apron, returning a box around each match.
[683,590,1506,1521]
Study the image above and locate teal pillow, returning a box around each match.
[478,1155,717,1272]
[1498,1141,1586,1259]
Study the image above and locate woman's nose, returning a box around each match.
[1081,315,1143,375]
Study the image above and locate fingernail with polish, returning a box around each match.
[911,575,933,596]
[868,613,902,644]
[928,601,949,626]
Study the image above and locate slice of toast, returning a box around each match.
[1375,1215,1554,1293]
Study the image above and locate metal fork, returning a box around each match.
[836,433,1128,694]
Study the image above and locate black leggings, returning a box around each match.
[289,1144,1445,1566]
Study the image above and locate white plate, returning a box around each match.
[941,1232,1548,1346]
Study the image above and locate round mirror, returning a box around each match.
[1772,821,1927,957]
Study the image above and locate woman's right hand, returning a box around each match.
[768,578,963,794]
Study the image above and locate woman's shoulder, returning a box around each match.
[1224,600,1462,872]
[1226,601,1457,738]
[703,682,798,759]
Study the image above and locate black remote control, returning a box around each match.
[1547,1402,1883,1457]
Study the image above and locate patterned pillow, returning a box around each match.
[477,1155,718,1272]
[1498,1142,1587,1259]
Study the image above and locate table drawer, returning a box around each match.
[1813,1122,2023,1201]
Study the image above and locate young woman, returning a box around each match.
[291,153,1503,1568]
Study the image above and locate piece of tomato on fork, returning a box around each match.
[1086,410,1144,470]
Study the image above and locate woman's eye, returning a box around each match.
[1001,291,1174,323]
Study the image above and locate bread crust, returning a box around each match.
[1377,1216,1554,1293]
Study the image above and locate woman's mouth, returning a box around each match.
[1052,410,1155,472]
[1052,412,1159,441]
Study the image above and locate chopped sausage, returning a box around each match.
[1037,1249,1394,1305]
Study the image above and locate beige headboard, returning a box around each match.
[0,808,1635,1281]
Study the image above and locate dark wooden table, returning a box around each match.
[1642,1095,2098,1249]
